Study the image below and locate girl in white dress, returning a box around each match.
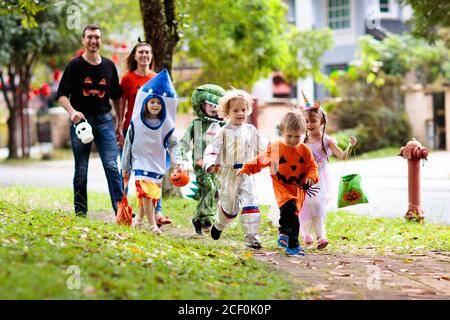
[299,91,357,249]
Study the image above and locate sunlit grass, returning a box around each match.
[0,186,301,300]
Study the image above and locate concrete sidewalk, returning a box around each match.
[1,149,449,224]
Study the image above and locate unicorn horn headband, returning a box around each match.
[301,89,322,111]
[301,89,311,108]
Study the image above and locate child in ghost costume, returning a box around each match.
[203,89,267,249]
[121,69,183,234]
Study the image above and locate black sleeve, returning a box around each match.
[56,60,74,100]
[109,63,123,100]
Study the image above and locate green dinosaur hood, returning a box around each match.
[191,84,226,123]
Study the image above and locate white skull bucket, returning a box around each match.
[75,120,94,144]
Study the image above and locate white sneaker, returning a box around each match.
[244,234,262,249]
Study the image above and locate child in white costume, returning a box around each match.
[299,91,357,249]
[122,69,183,234]
[203,89,267,249]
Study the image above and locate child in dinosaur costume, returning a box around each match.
[179,84,226,235]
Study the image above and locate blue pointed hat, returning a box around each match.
[141,69,177,98]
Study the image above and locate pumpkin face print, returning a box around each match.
[170,170,190,187]
[83,77,107,98]
[343,189,361,203]
[274,154,306,187]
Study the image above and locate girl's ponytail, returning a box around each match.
[321,112,328,161]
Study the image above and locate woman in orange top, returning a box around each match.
[118,42,170,227]
[118,42,157,143]
[238,111,318,256]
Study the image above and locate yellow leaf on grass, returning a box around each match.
[126,246,146,255]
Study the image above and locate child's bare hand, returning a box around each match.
[196,159,203,168]
[304,178,314,187]
[349,136,357,147]
[175,164,184,173]
[206,164,220,173]
[237,169,246,176]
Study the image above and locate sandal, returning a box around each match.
[277,234,289,248]
[134,220,144,230]
[317,238,329,250]
[149,225,162,235]
[286,246,306,256]
[156,215,172,227]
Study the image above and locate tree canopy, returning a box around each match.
[0,1,80,158]
[400,0,450,44]
[0,0,46,28]
[177,0,333,90]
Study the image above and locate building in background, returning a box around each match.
[253,0,412,103]
[252,0,419,143]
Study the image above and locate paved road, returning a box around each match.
[1,151,449,224]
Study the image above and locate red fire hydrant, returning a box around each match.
[398,138,429,224]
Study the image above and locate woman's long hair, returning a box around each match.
[126,42,155,72]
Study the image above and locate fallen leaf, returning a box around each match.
[335,265,345,269]
[259,251,278,256]
[321,294,336,300]
[329,271,351,277]
[433,275,450,281]
[116,233,129,240]
[314,284,330,291]
[384,282,397,287]
[125,246,146,255]
[401,288,423,294]
[400,269,408,272]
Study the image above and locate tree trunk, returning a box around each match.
[6,107,20,159]
[139,0,180,74]
[0,71,20,159]
[139,0,182,198]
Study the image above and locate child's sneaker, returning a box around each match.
[285,246,306,256]
[317,238,329,250]
[277,234,289,248]
[192,218,203,235]
[244,234,262,250]
[210,225,222,240]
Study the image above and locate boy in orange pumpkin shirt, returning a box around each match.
[238,111,318,256]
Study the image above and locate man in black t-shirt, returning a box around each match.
[57,24,123,217]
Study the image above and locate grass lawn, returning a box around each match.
[0,186,299,300]
[0,147,74,165]
[0,186,448,299]
[328,147,401,163]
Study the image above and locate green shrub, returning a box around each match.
[329,100,411,153]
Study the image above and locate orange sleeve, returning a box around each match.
[240,143,273,175]
[302,145,319,184]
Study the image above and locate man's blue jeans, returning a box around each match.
[70,112,123,216]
